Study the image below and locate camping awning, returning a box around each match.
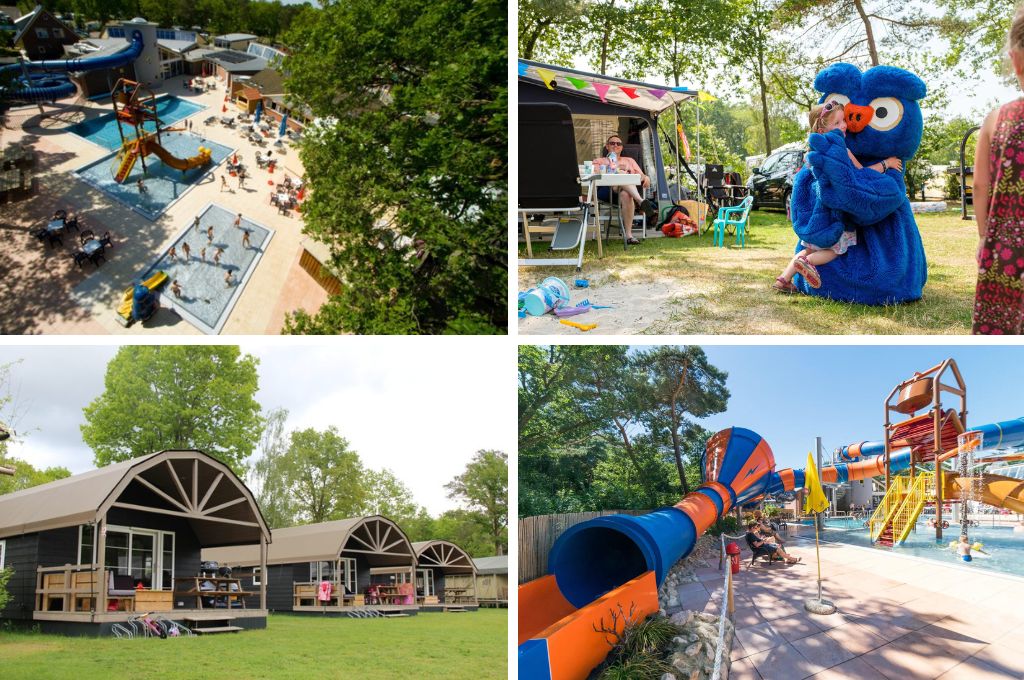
[518,59,702,115]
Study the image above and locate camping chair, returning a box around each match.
[744,532,782,567]
[712,195,754,248]
[518,103,591,270]
[601,143,649,246]
[701,165,730,233]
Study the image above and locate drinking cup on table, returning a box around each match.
[583,160,594,175]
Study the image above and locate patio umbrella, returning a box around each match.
[278,113,288,138]
[254,101,262,125]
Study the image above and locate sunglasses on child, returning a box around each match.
[817,99,843,123]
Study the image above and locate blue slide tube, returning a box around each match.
[1,31,144,103]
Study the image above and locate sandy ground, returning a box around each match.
[518,266,704,335]
[0,75,327,334]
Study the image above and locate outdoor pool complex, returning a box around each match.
[805,519,1024,578]
[145,204,273,334]
[68,96,205,150]
[75,132,232,221]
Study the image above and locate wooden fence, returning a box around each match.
[518,509,650,584]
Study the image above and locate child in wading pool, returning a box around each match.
[773,99,904,293]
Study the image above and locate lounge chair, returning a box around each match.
[518,102,591,270]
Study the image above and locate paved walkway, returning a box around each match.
[682,536,1024,679]
[0,76,327,334]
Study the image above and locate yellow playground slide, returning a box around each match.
[116,270,168,324]
[110,133,212,183]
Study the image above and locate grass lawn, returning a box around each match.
[0,610,507,680]
[518,207,977,334]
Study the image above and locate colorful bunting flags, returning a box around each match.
[516,61,714,105]
[536,68,557,90]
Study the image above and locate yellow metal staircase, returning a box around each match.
[870,472,935,546]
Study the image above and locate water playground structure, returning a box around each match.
[518,358,1024,680]
[108,78,213,183]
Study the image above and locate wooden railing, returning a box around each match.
[35,564,114,613]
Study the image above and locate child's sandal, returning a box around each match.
[794,256,821,289]
[772,277,797,294]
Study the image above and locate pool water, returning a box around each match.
[75,132,232,220]
[144,204,273,334]
[810,520,1024,578]
[68,96,206,150]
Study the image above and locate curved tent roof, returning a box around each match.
[0,450,270,547]
[204,515,415,567]
[518,59,700,115]
[411,540,477,574]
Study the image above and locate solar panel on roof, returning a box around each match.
[210,50,254,64]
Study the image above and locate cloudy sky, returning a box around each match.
[0,339,513,516]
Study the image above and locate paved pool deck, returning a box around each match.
[0,75,327,334]
[688,536,1024,679]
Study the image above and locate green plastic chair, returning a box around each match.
[712,195,754,248]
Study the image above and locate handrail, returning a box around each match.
[711,533,737,680]
[868,475,907,541]
[891,471,934,544]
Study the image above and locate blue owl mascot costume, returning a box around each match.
[791,63,927,304]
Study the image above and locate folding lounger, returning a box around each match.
[518,103,591,270]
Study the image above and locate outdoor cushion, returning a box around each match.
[108,573,136,596]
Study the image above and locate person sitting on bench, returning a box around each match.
[745,522,800,564]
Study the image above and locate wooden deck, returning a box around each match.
[291,604,417,614]
[33,608,268,623]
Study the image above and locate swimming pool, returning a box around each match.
[144,204,273,334]
[68,96,206,150]
[808,520,1024,578]
[75,132,232,220]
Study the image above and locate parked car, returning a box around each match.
[747,148,805,219]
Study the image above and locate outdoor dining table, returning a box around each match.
[579,171,642,258]
[46,219,65,233]
[82,239,103,256]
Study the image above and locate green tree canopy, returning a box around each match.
[279,427,367,524]
[249,407,295,528]
[518,346,728,517]
[360,468,422,523]
[281,0,506,334]
[80,346,263,476]
[445,450,508,555]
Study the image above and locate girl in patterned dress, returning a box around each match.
[973,7,1024,333]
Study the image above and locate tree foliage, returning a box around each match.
[80,346,263,476]
[249,407,294,529]
[518,346,729,518]
[281,0,506,334]
[274,427,367,524]
[445,450,508,555]
[360,468,420,522]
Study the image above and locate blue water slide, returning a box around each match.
[834,418,1024,461]
[1,30,144,103]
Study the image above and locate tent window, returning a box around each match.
[0,540,5,569]
[78,524,95,566]
[252,567,261,586]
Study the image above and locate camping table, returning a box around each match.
[580,172,642,258]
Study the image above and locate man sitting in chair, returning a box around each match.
[745,522,801,564]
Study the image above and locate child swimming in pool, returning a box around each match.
[958,534,973,562]
[773,100,904,293]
